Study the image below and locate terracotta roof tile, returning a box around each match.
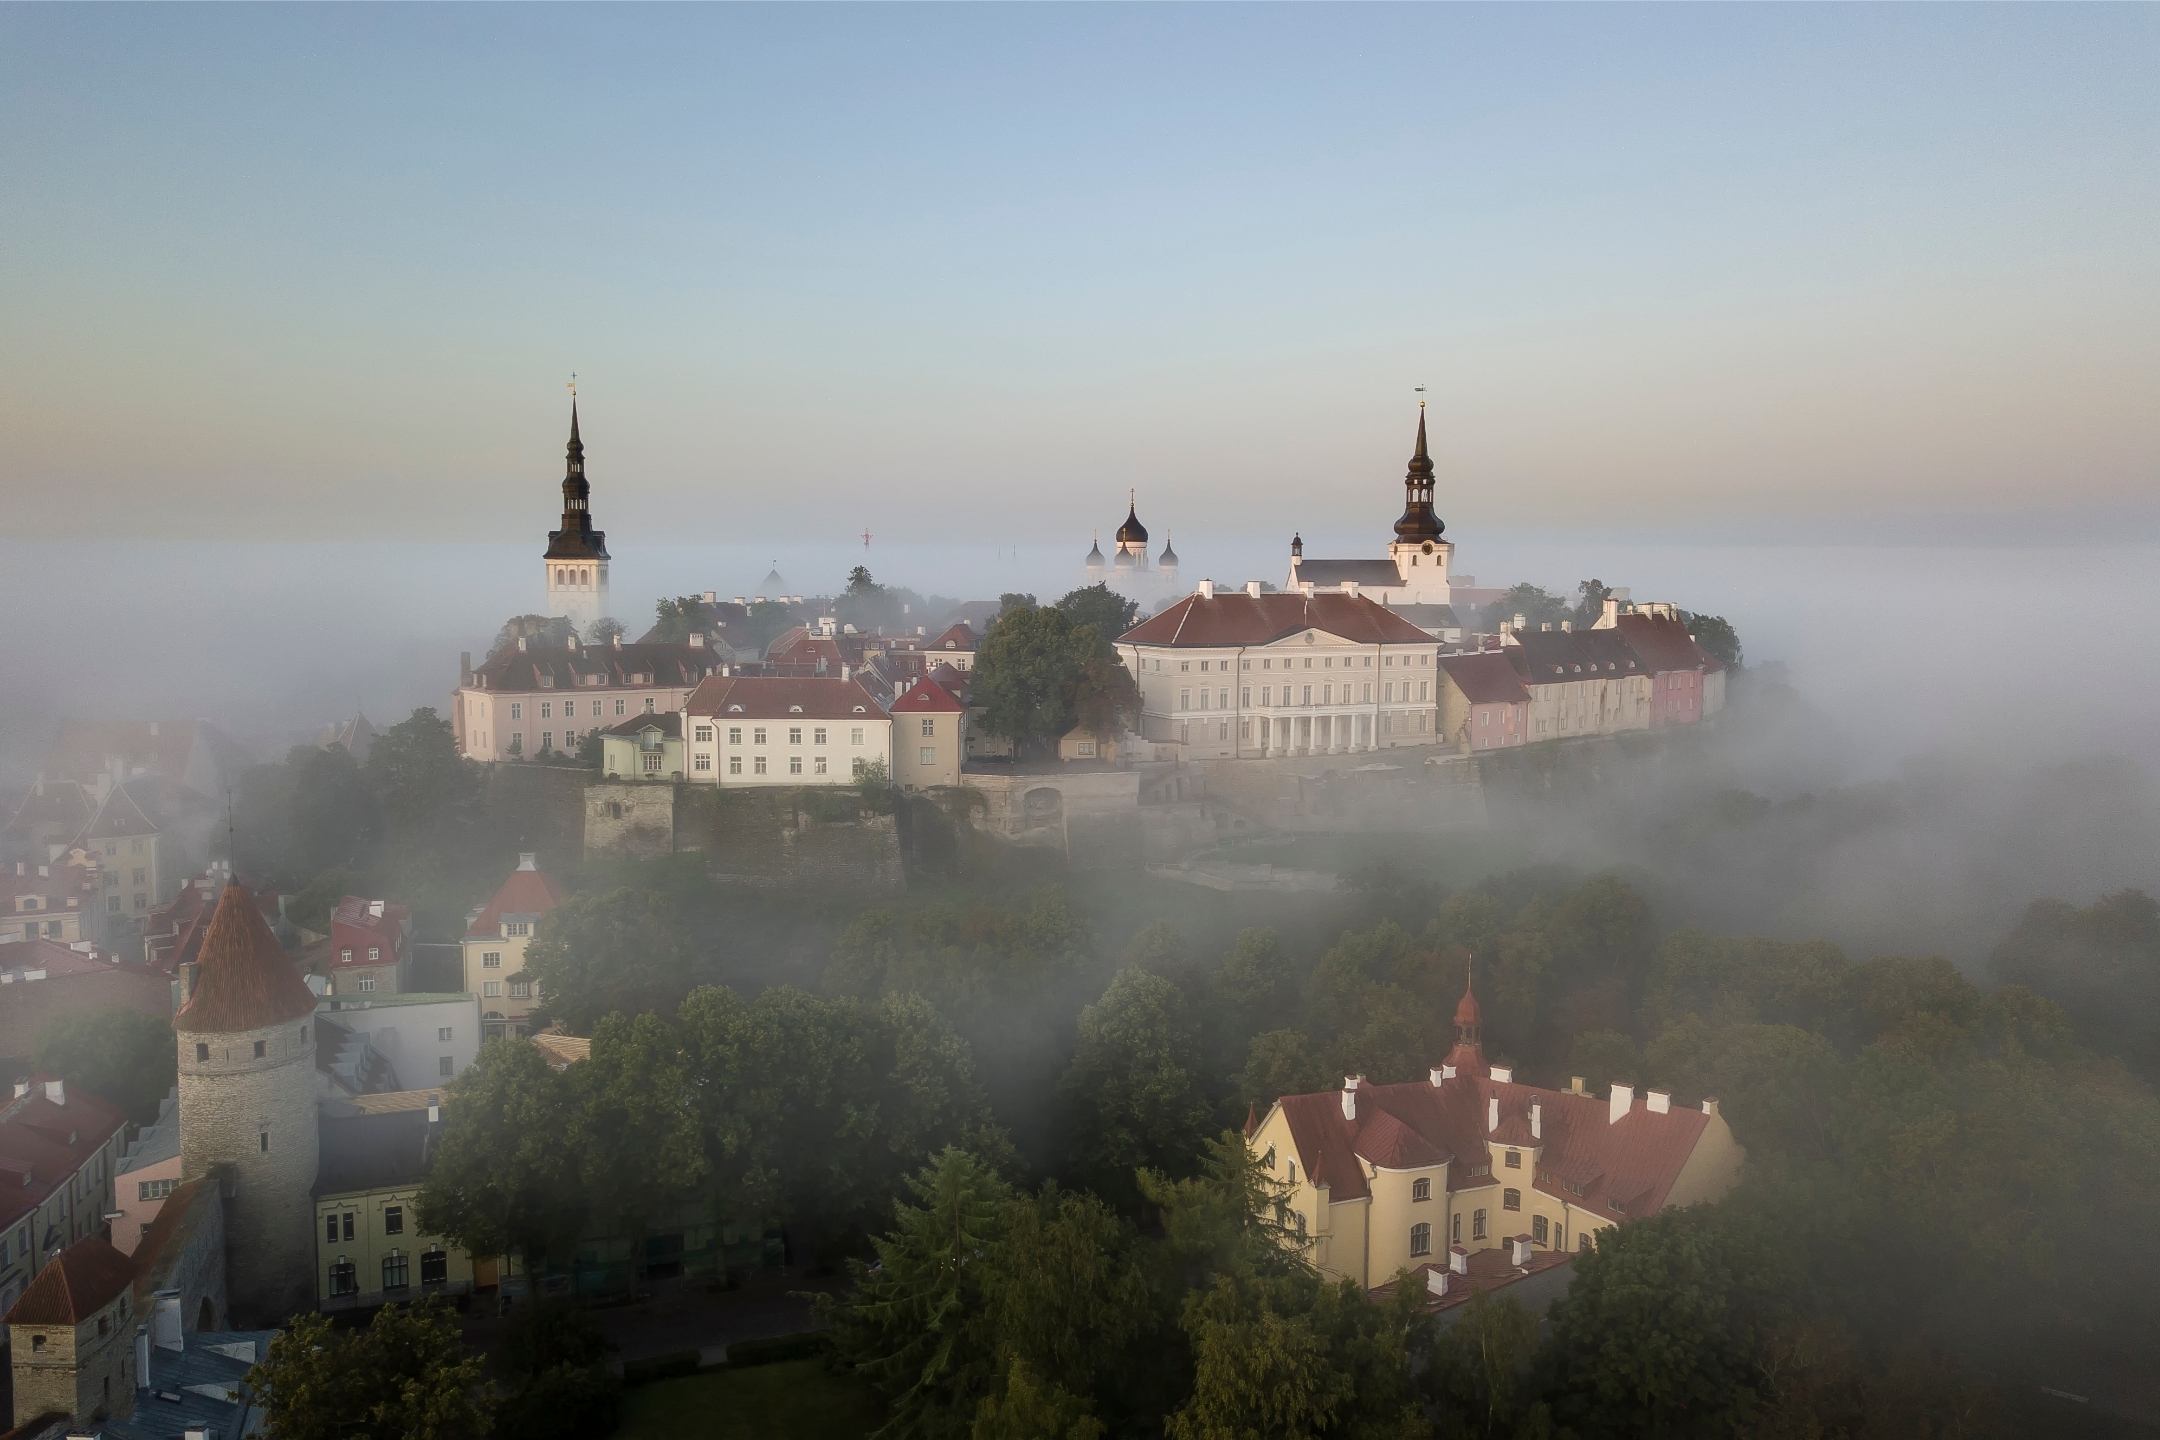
[1613,612,1712,673]
[465,862,564,938]
[1439,652,1529,706]
[890,677,966,714]
[1119,592,1436,649]
[685,674,888,722]
[2,1234,137,1326]
[173,883,319,1034]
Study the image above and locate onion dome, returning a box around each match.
[174,882,320,1033]
[1113,547,1137,568]
[1454,974,1482,1029]
[1159,534,1179,568]
[1086,533,1105,570]
[1392,403,1445,543]
[1116,490,1149,546]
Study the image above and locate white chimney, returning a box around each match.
[1197,579,1216,600]
[1599,595,1620,628]
[427,1103,441,1124]
[516,635,528,651]
[9,1080,25,1101]
[702,591,717,603]
[1340,1075,1361,1121]
[689,632,705,648]
[152,1289,184,1350]
[1428,1067,1446,1088]
[840,664,851,682]
[1701,1097,1721,1119]
[1646,1089,1671,1115]
[1425,1268,1450,1299]
[1489,1065,1512,1084]
[1343,580,1360,599]
[1569,1075,1587,1096]
[1539,621,1552,632]
[517,852,537,871]
[135,1323,152,1390]
[1448,1245,1468,1275]
[1246,581,1263,598]
[43,1078,64,1106]
[1530,1102,1542,1139]
[1440,1063,1455,1080]
[368,899,384,919]
[1513,612,1527,630]
[612,632,623,647]
[1510,1234,1531,1266]
[1609,1083,1634,1126]
[733,596,747,606]
[1559,619,1572,633]
[1486,1095,1499,1133]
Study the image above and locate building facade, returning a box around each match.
[453,632,725,763]
[3,1237,139,1429]
[1,859,101,947]
[173,882,323,1325]
[314,1109,473,1312]
[461,854,563,1042]
[1246,982,1742,1290]
[680,675,894,787]
[1438,651,1530,753]
[1285,404,1456,608]
[598,713,685,781]
[322,896,410,997]
[543,398,611,633]
[1502,625,1653,741]
[0,1079,130,1324]
[889,676,967,790]
[1116,585,1444,760]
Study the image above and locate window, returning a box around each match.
[754,757,767,775]
[753,727,767,744]
[1451,1213,1462,1244]
[329,1260,357,1297]
[1503,1188,1521,1211]
[485,981,503,997]
[728,726,742,744]
[540,731,552,751]
[814,756,828,776]
[253,1040,266,1058]
[1532,1215,1549,1245]
[695,725,713,742]
[1179,689,1191,710]
[615,698,627,716]
[1287,1161,1296,1184]
[368,945,381,963]
[438,1056,454,1078]
[789,726,803,744]
[643,698,655,713]
[540,701,552,719]
[139,1178,176,1202]
[510,703,523,720]
[920,717,935,736]
[1301,685,1312,704]
[325,1214,339,1243]
[918,747,936,766]
[483,951,501,969]
[509,980,530,999]
[382,1251,409,1291]
[694,754,711,772]
[1218,689,1229,709]
[195,1042,209,1062]
[643,751,663,774]
[1240,688,1250,707]
[340,948,353,965]
[1505,1149,1521,1169]
[851,727,865,746]
[1579,1232,1592,1252]
[814,727,827,744]
[1410,1222,1432,1256]
[1411,1178,1431,1202]
[259,1130,270,1153]
[1473,1209,1487,1240]
[384,1205,404,1235]
[357,975,377,992]
[421,1249,448,1286]
[728,757,742,775]
[789,756,802,774]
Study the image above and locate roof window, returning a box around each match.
[789,705,803,714]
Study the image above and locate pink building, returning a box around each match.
[453,633,726,762]
[111,1095,182,1255]
[1438,652,1529,751]
[322,896,411,996]
[1611,610,1713,728]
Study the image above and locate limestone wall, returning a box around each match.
[583,782,675,858]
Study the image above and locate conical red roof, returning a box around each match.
[173,882,319,1034]
[1454,976,1482,1027]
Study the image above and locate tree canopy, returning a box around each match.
[970,605,1139,756]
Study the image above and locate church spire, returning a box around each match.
[1392,395,1444,543]
[545,391,608,563]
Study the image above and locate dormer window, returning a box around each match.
[789,705,803,714]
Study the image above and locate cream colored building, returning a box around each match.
[1500,624,1653,741]
[1246,983,1742,1289]
[461,854,563,1042]
[453,633,724,763]
[315,1108,474,1311]
[1116,584,1443,761]
[680,675,893,787]
[889,676,967,790]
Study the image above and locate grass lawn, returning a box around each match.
[614,1358,884,1438]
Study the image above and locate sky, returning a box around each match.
[5,3,2156,558]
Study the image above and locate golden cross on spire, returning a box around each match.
[567,372,578,399]
[1414,383,1427,410]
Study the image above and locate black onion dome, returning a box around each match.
[1392,406,1445,543]
[1116,495,1149,546]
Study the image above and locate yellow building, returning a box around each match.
[1245,981,1742,1289]
[890,675,967,790]
[461,854,563,1042]
[314,1106,473,1311]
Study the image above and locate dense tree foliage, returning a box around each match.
[970,603,1140,756]
[33,1007,175,1124]
[1054,583,1141,641]
[251,1300,491,1440]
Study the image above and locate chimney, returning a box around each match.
[1343,580,1360,599]
[1497,620,1512,640]
[1569,1075,1586,1096]
[1448,1245,1468,1275]
[186,1428,213,1440]
[1510,1234,1532,1266]
[1340,1075,1361,1121]
[1425,1268,1450,1299]
[1701,1097,1721,1119]
[460,650,473,684]
[1489,1065,1513,1084]
[11,1079,27,1099]
[1559,619,1572,632]
[427,1102,441,1124]
[135,1322,152,1391]
[1530,1102,1542,1139]
[689,632,705,648]
[611,632,622,648]
[1609,1083,1634,1126]
[152,1290,184,1350]
[516,635,528,651]
[1486,1095,1499,1133]
[1539,622,1552,632]
[367,899,384,919]
[1428,1066,1446,1088]
[702,591,716,603]
[1646,1089,1671,1115]
[44,1078,64,1106]
[1512,612,1527,630]
[1440,1063,1456,1080]
[1246,581,1263,599]
[516,852,537,871]
[840,664,851,682]
[1198,579,1216,600]
[1599,595,1620,628]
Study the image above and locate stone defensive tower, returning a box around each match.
[174,882,321,1325]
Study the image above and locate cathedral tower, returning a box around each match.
[544,397,611,632]
[174,882,321,1325]
[1384,401,1453,604]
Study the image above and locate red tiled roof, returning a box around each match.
[0,1081,130,1235]
[2,1235,138,1326]
[0,938,112,979]
[0,970,172,1064]
[465,863,565,938]
[765,629,847,673]
[1119,592,1435,649]
[1439,652,1529,706]
[890,677,965,714]
[601,711,682,738]
[327,897,410,971]
[1613,612,1710,673]
[467,638,723,695]
[0,860,97,908]
[75,783,159,842]
[1373,1247,1576,1311]
[173,883,319,1034]
[685,674,889,722]
[1267,1069,1712,1224]
[930,622,978,651]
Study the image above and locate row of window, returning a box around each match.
[1177,682,1432,711]
[511,697,651,721]
[481,980,531,999]
[1153,653,1436,672]
[694,725,869,747]
[326,1203,404,1242]
[326,1248,449,1296]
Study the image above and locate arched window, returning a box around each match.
[1532,1215,1549,1245]
[1410,1222,1431,1257]
[1505,1149,1521,1169]
[1410,1177,1431,1202]
[1503,1188,1521,1211]
[1287,1161,1296,1185]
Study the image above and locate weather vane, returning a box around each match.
[567,372,578,399]
[1414,383,1426,410]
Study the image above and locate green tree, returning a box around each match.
[1574,578,1614,626]
[1423,1292,1544,1439]
[997,592,1037,614]
[251,1299,491,1440]
[492,1300,619,1440]
[1478,583,1568,633]
[648,596,708,643]
[973,1358,1107,1440]
[1239,1029,1333,1108]
[282,743,380,880]
[1054,583,1140,641]
[519,886,698,1032]
[34,1007,175,1124]
[492,614,574,654]
[971,604,1090,756]
[571,1012,706,1260]
[416,1041,587,1284]
[1679,611,1742,669]
[820,1148,1015,1439]
[366,707,477,837]
[1060,968,1217,1203]
[585,615,625,645]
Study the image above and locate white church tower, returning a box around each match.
[544,393,611,632]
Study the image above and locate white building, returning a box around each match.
[315,992,482,1091]
[680,675,893,786]
[1286,403,1455,609]
[1116,583,1444,760]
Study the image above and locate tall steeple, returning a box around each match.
[1442,956,1487,1076]
[547,397,607,561]
[1393,399,1444,543]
